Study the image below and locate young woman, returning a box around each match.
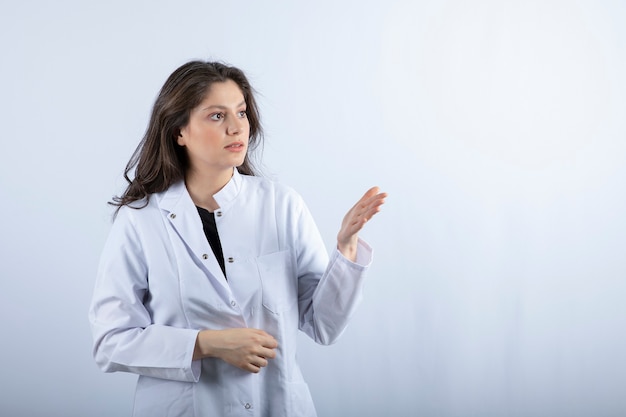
[89,60,386,417]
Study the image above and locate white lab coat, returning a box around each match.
[89,169,372,417]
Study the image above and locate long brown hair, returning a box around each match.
[110,60,263,212]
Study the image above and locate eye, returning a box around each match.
[238,110,247,118]
[209,113,224,121]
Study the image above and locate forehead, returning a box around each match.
[199,79,245,106]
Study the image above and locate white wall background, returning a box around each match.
[1,1,625,416]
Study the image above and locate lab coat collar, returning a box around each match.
[155,179,231,295]
[156,168,241,213]
[213,168,242,212]
[156,180,187,213]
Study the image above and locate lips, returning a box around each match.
[225,141,245,150]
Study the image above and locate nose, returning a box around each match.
[227,115,243,135]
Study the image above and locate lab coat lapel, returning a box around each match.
[157,181,230,295]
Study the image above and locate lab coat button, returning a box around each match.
[244,403,251,409]
[228,257,234,263]
[202,254,209,260]
[230,300,237,307]
[169,213,176,219]
[216,211,222,217]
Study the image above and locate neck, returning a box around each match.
[185,167,234,212]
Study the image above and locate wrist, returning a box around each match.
[193,330,218,360]
[337,238,358,262]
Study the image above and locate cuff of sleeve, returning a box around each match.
[190,360,201,382]
[189,330,202,382]
[335,238,373,268]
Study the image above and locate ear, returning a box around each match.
[176,128,185,146]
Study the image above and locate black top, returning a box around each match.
[196,206,226,279]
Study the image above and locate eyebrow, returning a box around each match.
[201,100,246,112]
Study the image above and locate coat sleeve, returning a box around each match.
[88,207,201,382]
[293,196,373,345]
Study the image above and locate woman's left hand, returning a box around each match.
[337,186,387,262]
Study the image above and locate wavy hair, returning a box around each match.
[110,60,263,212]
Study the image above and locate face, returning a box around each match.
[177,79,250,177]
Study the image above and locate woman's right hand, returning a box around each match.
[193,328,278,373]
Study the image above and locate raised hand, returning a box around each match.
[337,186,387,262]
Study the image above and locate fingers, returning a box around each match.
[259,331,279,350]
[260,345,277,359]
[357,187,387,212]
[359,186,380,200]
[354,187,382,213]
[347,187,387,228]
[244,345,277,373]
[360,186,387,202]
[226,329,278,373]
[246,356,269,373]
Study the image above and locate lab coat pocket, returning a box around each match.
[256,249,297,314]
